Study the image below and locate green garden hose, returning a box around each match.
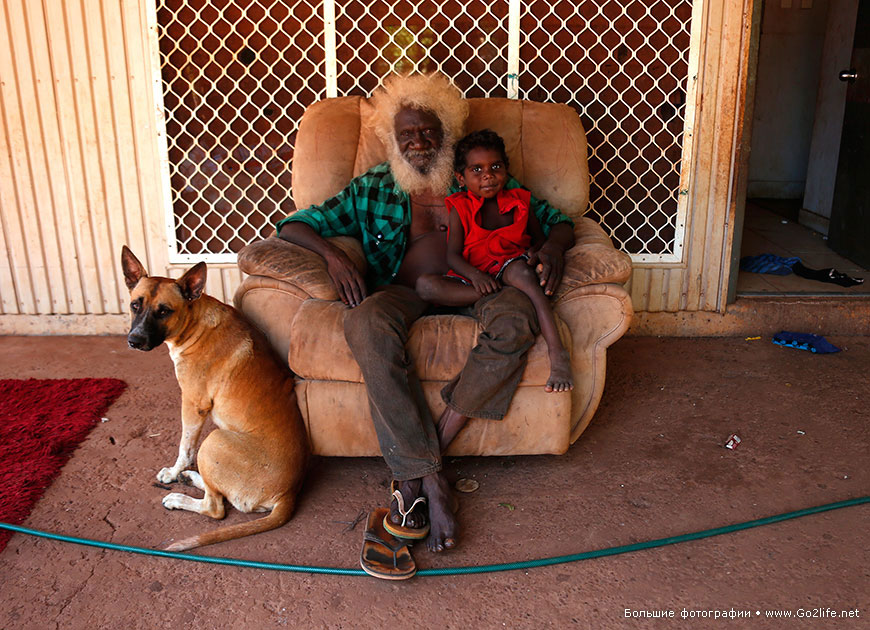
[1,496,866,577]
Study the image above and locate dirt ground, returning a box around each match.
[0,334,867,629]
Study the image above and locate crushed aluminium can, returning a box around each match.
[724,434,742,449]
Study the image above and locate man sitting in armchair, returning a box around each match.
[276,72,575,552]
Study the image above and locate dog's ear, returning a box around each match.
[121,246,148,290]
[177,261,207,301]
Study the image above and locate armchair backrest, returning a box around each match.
[291,96,590,221]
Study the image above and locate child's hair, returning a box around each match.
[453,129,510,173]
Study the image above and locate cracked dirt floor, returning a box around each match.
[0,334,868,629]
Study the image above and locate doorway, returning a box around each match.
[735,0,868,296]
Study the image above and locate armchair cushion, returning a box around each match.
[286,298,571,386]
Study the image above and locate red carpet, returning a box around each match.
[0,378,127,552]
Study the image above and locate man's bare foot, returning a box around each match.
[389,478,427,529]
[545,348,573,392]
[422,471,457,552]
[436,406,469,453]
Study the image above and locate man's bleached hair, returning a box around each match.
[371,72,468,147]
[371,72,469,195]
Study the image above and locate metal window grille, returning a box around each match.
[153,0,699,264]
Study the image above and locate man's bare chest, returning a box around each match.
[408,196,449,239]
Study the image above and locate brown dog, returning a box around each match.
[120,246,309,551]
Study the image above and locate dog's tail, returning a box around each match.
[164,495,295,552]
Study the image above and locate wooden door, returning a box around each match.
[828,0,870,267]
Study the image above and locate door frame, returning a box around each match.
[726,0,764,305]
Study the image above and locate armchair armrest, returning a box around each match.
[237,217,626,303]
[236,235,367,301]
[551,218,632,300]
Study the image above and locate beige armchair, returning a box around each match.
[233,96,633,457]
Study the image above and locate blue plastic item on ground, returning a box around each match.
[772,331,841,354]
[739,254,800,275]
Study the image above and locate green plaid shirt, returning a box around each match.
[276,162,574,289]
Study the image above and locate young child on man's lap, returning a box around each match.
[415,129,573,392]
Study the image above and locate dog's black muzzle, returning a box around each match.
[127,316,165,352]
[127,332,152,351]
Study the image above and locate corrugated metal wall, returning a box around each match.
[0,0,753,334]
[1,0,157,317]
[0,0,241,333]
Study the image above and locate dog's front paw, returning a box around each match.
[157,467,180,484]
[162,493,187,510]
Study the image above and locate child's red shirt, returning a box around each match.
[446,187,532,279]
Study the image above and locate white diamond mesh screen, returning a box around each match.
[519,0,692,257]
[333,1,510,98]
[155,0,695,261]
[157,0,326,258]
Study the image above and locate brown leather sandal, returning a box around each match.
[360,508,416,580]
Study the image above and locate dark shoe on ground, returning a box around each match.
[360,507,416,580]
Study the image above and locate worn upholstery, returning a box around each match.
[234,96,633,456]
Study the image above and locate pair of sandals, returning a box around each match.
[360,482,429,580]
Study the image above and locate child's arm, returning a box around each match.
[447,211,501,295]
[525,208,573,295]
[525,210,547,254]
[525,210,556,290]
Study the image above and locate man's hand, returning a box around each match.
[278,222,368,307]
[468,270,501,296]
[325,249,367,307]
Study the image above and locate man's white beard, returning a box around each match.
[387,142,455,197]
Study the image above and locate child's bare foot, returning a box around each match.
[545,348,573,392]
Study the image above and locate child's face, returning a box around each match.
[456,147,508,199]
